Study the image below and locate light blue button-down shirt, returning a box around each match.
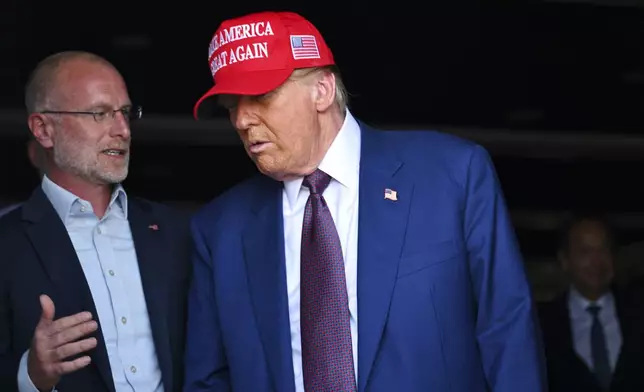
[17,175,163,392]
[568,287,622,373]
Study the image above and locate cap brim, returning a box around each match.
[193,68,293,119]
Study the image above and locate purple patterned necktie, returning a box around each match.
[300,169,357,392]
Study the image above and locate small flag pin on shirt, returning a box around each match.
[148,224,159,231]
[384,188,397,201]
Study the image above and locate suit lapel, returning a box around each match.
[611,289,636,387]
[242,177,296,392]
[356,126,414,392]
[555,297,587,368]
[22,188,115,392]
[128,200,173,392]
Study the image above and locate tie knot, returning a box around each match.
[303,169,331,195]
[587,304,601,317]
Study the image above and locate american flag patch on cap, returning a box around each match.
[290,35,320,60]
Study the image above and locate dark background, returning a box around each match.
[2,0,644,262]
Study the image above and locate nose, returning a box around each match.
[110,111,131,140]
[230,97,260,132]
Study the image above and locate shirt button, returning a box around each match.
[80,205,86,212]
[97,226,103,234]
[108,270,115,276]
[130,366,137,373]
[121,317,127,324]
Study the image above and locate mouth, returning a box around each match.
[101,148,128,157]
[248,141,270,154]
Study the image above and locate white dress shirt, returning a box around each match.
[568,287,622,372]
[282,110,361,392]
[17,175,163,392]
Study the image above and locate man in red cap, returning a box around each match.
[185,11,547,392]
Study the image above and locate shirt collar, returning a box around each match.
[283,109,361,209]
[568,286,616,320]
[41,175,128,224]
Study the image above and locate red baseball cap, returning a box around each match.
[193,11,335,119]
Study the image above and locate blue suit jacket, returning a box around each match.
[184,124,547,392]
[0,188,192,392]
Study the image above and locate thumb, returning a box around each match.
[39,294,55,324]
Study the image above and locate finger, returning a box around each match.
[47,311,94,335]
[52,355,92,376]
[38,295,55,325]
[52,337,97,362]
[51,321,98,348]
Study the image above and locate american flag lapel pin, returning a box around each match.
[148,224,159,231]
[384,188,398,201]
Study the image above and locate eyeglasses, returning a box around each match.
[40,105,143,123]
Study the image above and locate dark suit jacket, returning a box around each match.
[539,289,644,392]
[0,187,192,392]
[183,123,547,392]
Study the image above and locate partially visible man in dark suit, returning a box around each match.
[0,51,192,392]
[184,11,546,392]
[539,213,644,392]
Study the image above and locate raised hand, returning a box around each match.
[27,295,98,391]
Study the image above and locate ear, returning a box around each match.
[27,113,54,148]
[312,71,336,112]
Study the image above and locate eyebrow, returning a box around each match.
[85,103,132,111]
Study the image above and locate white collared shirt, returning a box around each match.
[17,175,163,392]
[568,287,622,372]
[282,110,361,391]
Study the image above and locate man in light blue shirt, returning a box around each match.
[0,51,192,392]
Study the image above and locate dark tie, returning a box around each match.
[587,304,611,390]
[300,169,357,392]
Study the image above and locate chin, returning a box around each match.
[254,163,285,181]
[98,170,128,184]
[257,167,282,181]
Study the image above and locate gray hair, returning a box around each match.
[291,65,349,112]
